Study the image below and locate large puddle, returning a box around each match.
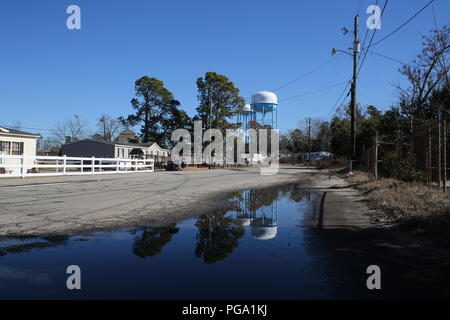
[0,184,377,299]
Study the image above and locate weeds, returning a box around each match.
[349,171,450,245]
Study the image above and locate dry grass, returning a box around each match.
[348,171,450,245]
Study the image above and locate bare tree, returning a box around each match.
[397,24,450,155]
[97,115,121,141]
[53,114,89,145]
[11,121,21,130]
[298,117,325,140]
[37,137,60,151]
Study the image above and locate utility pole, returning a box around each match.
[350,15,360,165]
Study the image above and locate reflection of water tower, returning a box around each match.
[251,91,278,129]
[236,190,252,226]
[250,200,278,241]
[236,190,279,240]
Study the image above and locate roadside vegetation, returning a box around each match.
[348,171,450,245]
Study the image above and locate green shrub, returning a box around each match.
[380,153,425,182]
[315,158,348,169]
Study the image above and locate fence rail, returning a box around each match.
[0,155,154,178]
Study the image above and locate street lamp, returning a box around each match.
[331,48,353,57]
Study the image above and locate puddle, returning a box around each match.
[0,184,359,299]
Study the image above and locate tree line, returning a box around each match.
[39,72,245,153]
[280,24,450,175]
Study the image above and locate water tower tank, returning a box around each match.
[252,91,278,108]
[250,91,278,128]
[243,103,253,113]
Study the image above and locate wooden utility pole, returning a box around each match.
[374,131,378,179]
[350,15,360,164]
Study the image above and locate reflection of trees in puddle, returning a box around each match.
[130,184,311,263]
[132,225,179,258]
[194,210,245,264]
[194,184,311,263]
[0,236,69,256]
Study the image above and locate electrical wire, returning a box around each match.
[369,50,414,67]
[363,0,435,50]
[325,80,352,121]
[357,0,389,77]
[271,56,338,92]
[279,81,349,102]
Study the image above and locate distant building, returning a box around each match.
[116,129,139,144]
[60,139,170,165]
[0,126,40,174]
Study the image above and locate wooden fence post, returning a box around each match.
[374,132,378,179]
[63,155,67,175]
[444,113,447,192]
[428,127,432,188]
[21,155,26,178]
[438,109,442,188]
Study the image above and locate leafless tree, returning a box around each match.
[97,115,121,141]
[298,117,325,140]
[53,114,89,145]
[396,24,450,154]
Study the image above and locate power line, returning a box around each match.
[359,0,379,62]
[0,121,53,132]
[369,50,414,67]
[271,56,337,92]
[364,0,435,50]
[279,81,349,102]
[325,80,352,121]
[357,0,389,77]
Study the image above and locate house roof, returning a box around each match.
[0,126,40,137]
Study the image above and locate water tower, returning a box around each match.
[237,104,256,132]
[251,91,278,129]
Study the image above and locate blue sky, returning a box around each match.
[0,0,448,137]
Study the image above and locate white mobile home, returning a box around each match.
[0,126,40,174]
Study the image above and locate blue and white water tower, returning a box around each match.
[251,91,278,129]
[237,104,256,132]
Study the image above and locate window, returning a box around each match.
[11,142,24,155]
[0,141,11,155]
[0,141,24,156]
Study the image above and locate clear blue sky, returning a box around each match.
[0,0,448,137]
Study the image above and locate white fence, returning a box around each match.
[0,155,154,178]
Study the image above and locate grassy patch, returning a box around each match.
[348,171,450,245]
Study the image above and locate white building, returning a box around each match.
[0,126,40,174]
